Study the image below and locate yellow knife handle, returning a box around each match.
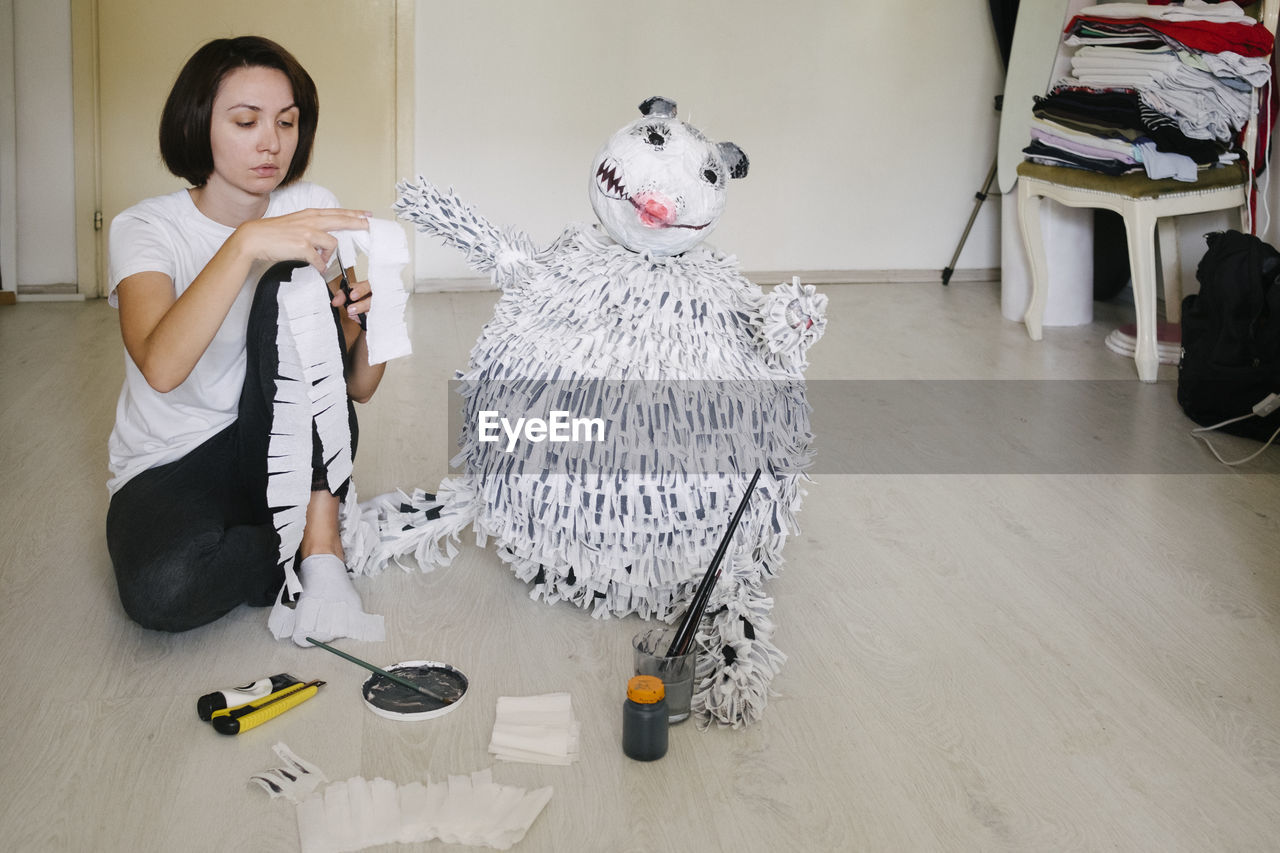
[212,684,319,735]
[211,682,308,720]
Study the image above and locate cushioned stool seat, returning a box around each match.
[1016,159,1250,382]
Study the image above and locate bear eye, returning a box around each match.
[702,164,722,185]
[640,124,669,147]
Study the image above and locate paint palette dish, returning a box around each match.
[361,660,469,721]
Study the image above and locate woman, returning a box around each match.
[105,35,383,641]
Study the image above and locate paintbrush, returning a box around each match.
[665,468,762,657]
[306,637,452,704]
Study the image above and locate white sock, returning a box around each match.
[299,554,363,610]
[269,554,385,646]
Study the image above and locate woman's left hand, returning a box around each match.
[330,269,385,403]
[331,274,371,323]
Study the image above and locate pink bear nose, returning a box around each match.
[634,193,675,227]
[642,198,669,218]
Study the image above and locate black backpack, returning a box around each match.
[1178,230,1280,441]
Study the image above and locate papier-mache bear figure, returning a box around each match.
[382,96,826,727]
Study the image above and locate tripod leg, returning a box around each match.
[941,156,998,285]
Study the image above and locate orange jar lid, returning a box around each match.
[627,675,665,703]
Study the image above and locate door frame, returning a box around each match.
[69,0,415,298]
[1,0,16,296]
[70,0,100,298]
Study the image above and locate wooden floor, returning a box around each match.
[2,280,1279,852]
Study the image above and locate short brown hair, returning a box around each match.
[159,36,318,187]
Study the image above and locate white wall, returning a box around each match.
[412,0,1006,283]
[12,0,75,287]
[41,2,1277,294]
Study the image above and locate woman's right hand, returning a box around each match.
[118,206,373,393]
[229,207,372,272]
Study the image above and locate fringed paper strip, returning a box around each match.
[336,220,413,365]
[266,221,414,639]
[295,769,552,853]
[355,484,465,575]
[284,262,353,508]
[268,263,351,636]
[250,742,330,804]
[340,480,384,577]
[267,271,323,602]
[388,177,826,727]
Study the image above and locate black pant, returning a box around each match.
[106,262,357,632]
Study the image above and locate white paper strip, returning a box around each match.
[295,770,552,853]
[338,220,413,365]
[266,218,412,607]
[249,742,329,804]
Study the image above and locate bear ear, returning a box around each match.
[639,96,677,118]
[718,142,749,179]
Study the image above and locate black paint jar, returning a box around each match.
[622,675,668,761]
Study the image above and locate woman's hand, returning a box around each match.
[325,269,385,403]
[230,207,371,272]
[331,272,371,321]
[119,206,372,393]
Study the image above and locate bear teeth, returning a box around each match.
[597,162,627,198]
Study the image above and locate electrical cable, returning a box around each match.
[1190,393,1280,465]
[1193,422,1280,465]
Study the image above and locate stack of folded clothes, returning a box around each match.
[1024,0,1274,182]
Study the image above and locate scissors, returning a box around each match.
[335,247,368,331]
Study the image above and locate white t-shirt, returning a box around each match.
[106,181,341,494]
